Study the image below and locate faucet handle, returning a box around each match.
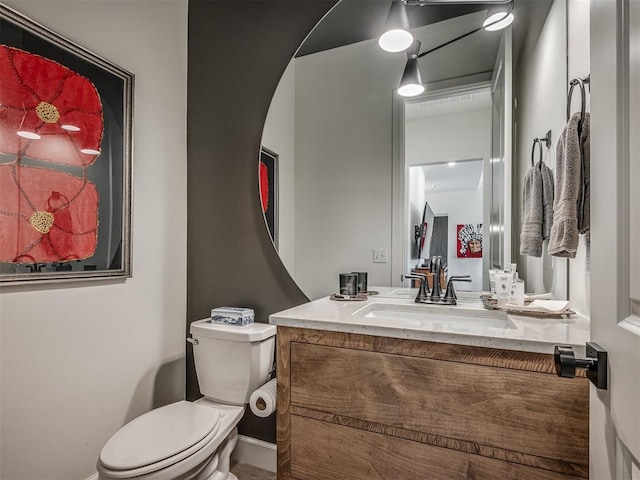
[405,273,430,301]
[428,256,444,299]
[443,276,472,304]
[429,256,442,273]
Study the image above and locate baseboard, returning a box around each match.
[231,434,277,473]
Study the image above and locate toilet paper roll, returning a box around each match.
[249,378,277,418]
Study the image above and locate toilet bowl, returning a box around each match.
[97,320,276,480]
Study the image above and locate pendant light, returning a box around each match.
[384,0,515,94]
[379,0,413,53]
[398,40,424,97]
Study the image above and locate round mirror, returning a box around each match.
[261,0,567,301]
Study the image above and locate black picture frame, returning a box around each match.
[259,147,278,248]
[0,4,133,284]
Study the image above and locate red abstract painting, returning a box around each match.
[0,45,102,263]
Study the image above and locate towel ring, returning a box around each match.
[567,75,590,132]
[531,130,552,167]
[531,139,542,167]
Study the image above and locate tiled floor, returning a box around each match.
[230,461,276,480]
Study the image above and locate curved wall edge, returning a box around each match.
[187,0,336,443]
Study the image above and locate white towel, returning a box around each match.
[510,299,571,314]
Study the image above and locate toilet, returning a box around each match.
[96,319,276,480]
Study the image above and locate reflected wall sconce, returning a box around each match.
[380,0,515,97]
[379,0,414,52]
[483,3,514,31]
[398,41,425,97]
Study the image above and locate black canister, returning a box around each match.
[339,273,359,295]
[352,271,368,293]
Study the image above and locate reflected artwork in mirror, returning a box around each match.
[261,0,570,301]
[259,147,279,248]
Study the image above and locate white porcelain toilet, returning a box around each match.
[96,319,276,480]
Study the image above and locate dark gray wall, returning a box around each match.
[187,0,336,443]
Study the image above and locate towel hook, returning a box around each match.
[538,130,552,148]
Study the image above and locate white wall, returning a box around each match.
[514,0,589,315]
[262,60,296,277]
[425,190,484,291]
[405,108,491,167]
[0,2,188,479]
[514,0,571,302]
[567,0,590,316]
[293,39,405,300]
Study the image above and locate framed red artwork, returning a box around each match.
[457,224,483,258]
[0,4,133,284]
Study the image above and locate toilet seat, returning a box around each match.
[98,401,220,478]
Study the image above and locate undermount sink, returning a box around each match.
[350,302,516,332]
[385,288,416,297]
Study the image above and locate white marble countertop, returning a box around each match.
[269,287,590,355]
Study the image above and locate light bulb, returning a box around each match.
[483,12,514,31]
[17,131,41,140]
[379,29,414,53]
[80,148,100,155]
[398,84,425,97]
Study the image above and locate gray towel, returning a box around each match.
[520,161,554,257]
[541,162,555,239]
[578,114,590,234]
[549,112,590,258]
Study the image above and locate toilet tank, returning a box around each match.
[189,319,276,405]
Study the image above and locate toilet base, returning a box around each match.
[207,474,237,480]
[199,427,239,480]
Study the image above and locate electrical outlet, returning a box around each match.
[373,248,387,263]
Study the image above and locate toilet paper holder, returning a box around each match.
[249,378,277,418]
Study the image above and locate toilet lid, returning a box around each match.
[100,401,220,471]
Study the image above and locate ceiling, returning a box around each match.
[420,159,484,193]
[296,1,487,57]
[405,88,492,120]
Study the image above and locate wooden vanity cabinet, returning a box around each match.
[276,327,589,480]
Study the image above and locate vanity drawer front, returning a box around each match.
[290,415,584,480]
[290,342,588,471]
